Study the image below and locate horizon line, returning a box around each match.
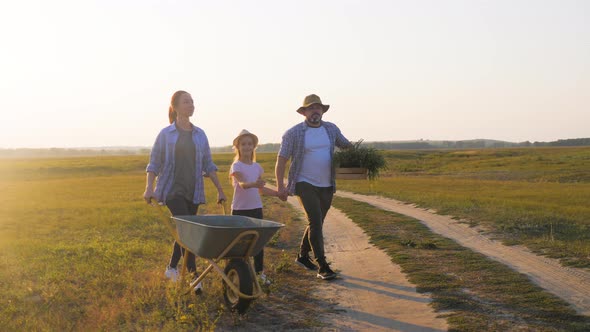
[1,137,589,150]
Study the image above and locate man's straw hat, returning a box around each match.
[296,94,330,114]
[233,129,259,148]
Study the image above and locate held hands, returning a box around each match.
[277,187,289,201]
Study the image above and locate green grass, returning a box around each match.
[332,196,590,331]
[0,154,327,331]
[381,147,590,182]
[336,147,590,269]
[2,147,588,330]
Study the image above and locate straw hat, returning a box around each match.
[233,129,259,147]
[296,94,330,114]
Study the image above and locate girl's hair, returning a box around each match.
[168,90,188,124]
[233,136,257,163]
[230,136,257,183]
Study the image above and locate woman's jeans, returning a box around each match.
[232,208,265,273]
[166,196,198,273]
[295,181,333,265]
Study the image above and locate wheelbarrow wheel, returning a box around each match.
[223,259,253,314]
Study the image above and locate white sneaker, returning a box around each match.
[194,281,203,295]
[165,266,179,282]
[258,272,271,285]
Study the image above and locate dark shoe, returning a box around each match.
[193,281,203,295]
[295,254,318,271]
[317,264,337,280]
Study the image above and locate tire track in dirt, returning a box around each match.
[284,195,448,332]
[336,191,590,316]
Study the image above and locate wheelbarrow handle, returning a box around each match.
[219,200,228,215]
[152,203,182,242]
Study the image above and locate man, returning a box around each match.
[275,94,352,280]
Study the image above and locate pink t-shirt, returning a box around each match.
[230,161,264,210]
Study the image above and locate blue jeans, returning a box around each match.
[295,181,333,265]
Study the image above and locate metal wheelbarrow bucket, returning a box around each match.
[162,211,283,314]
[174,215,283,259]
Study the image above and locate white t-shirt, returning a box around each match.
[230,160,264,210]
[297,126,332,187]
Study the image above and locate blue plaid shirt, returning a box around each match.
[278,121,350,194]
[146,123,218,204]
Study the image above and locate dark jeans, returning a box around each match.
[295,181,333,265]
[166,196,198,273]
[232,208,265,273]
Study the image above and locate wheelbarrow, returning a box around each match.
[155,203,284,314]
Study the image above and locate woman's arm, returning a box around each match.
[207,170,227,203]
[143,171,157,204]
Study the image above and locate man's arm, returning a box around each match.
[275,156,289,201]
[336,133,353,149]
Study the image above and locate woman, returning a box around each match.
[143,90,226,293]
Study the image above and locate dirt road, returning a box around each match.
[336,191,590,316]
[285,195,448,331]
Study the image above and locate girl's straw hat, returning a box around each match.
[233,129,259,147]
[296,94,330,114]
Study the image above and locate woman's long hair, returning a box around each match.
[168,90,188,124]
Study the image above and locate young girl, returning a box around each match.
[229,129,279,284]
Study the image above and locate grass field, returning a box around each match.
[336,147,590,269]
[0,154,328,331]
[1,147,589,330]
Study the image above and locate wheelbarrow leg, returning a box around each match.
[180,248,190,280]
[246,256,263,298]
[188,260,216,290]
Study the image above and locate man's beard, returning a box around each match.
[308,113,322,124]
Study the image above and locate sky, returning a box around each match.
[0,0,588,149]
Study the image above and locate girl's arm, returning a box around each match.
[259,186,279,197]
[233,171,265,190]
[232,171,249,189]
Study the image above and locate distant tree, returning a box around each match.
[549,138,590,147]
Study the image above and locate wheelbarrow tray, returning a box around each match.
[173,215,284,259]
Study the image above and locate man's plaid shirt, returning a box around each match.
[278,121,350,194]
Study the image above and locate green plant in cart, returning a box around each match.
[334,139,388,180]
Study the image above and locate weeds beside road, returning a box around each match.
[332,196,590,331]
[336,147,590,269]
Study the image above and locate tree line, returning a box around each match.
[2,138,588,158]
